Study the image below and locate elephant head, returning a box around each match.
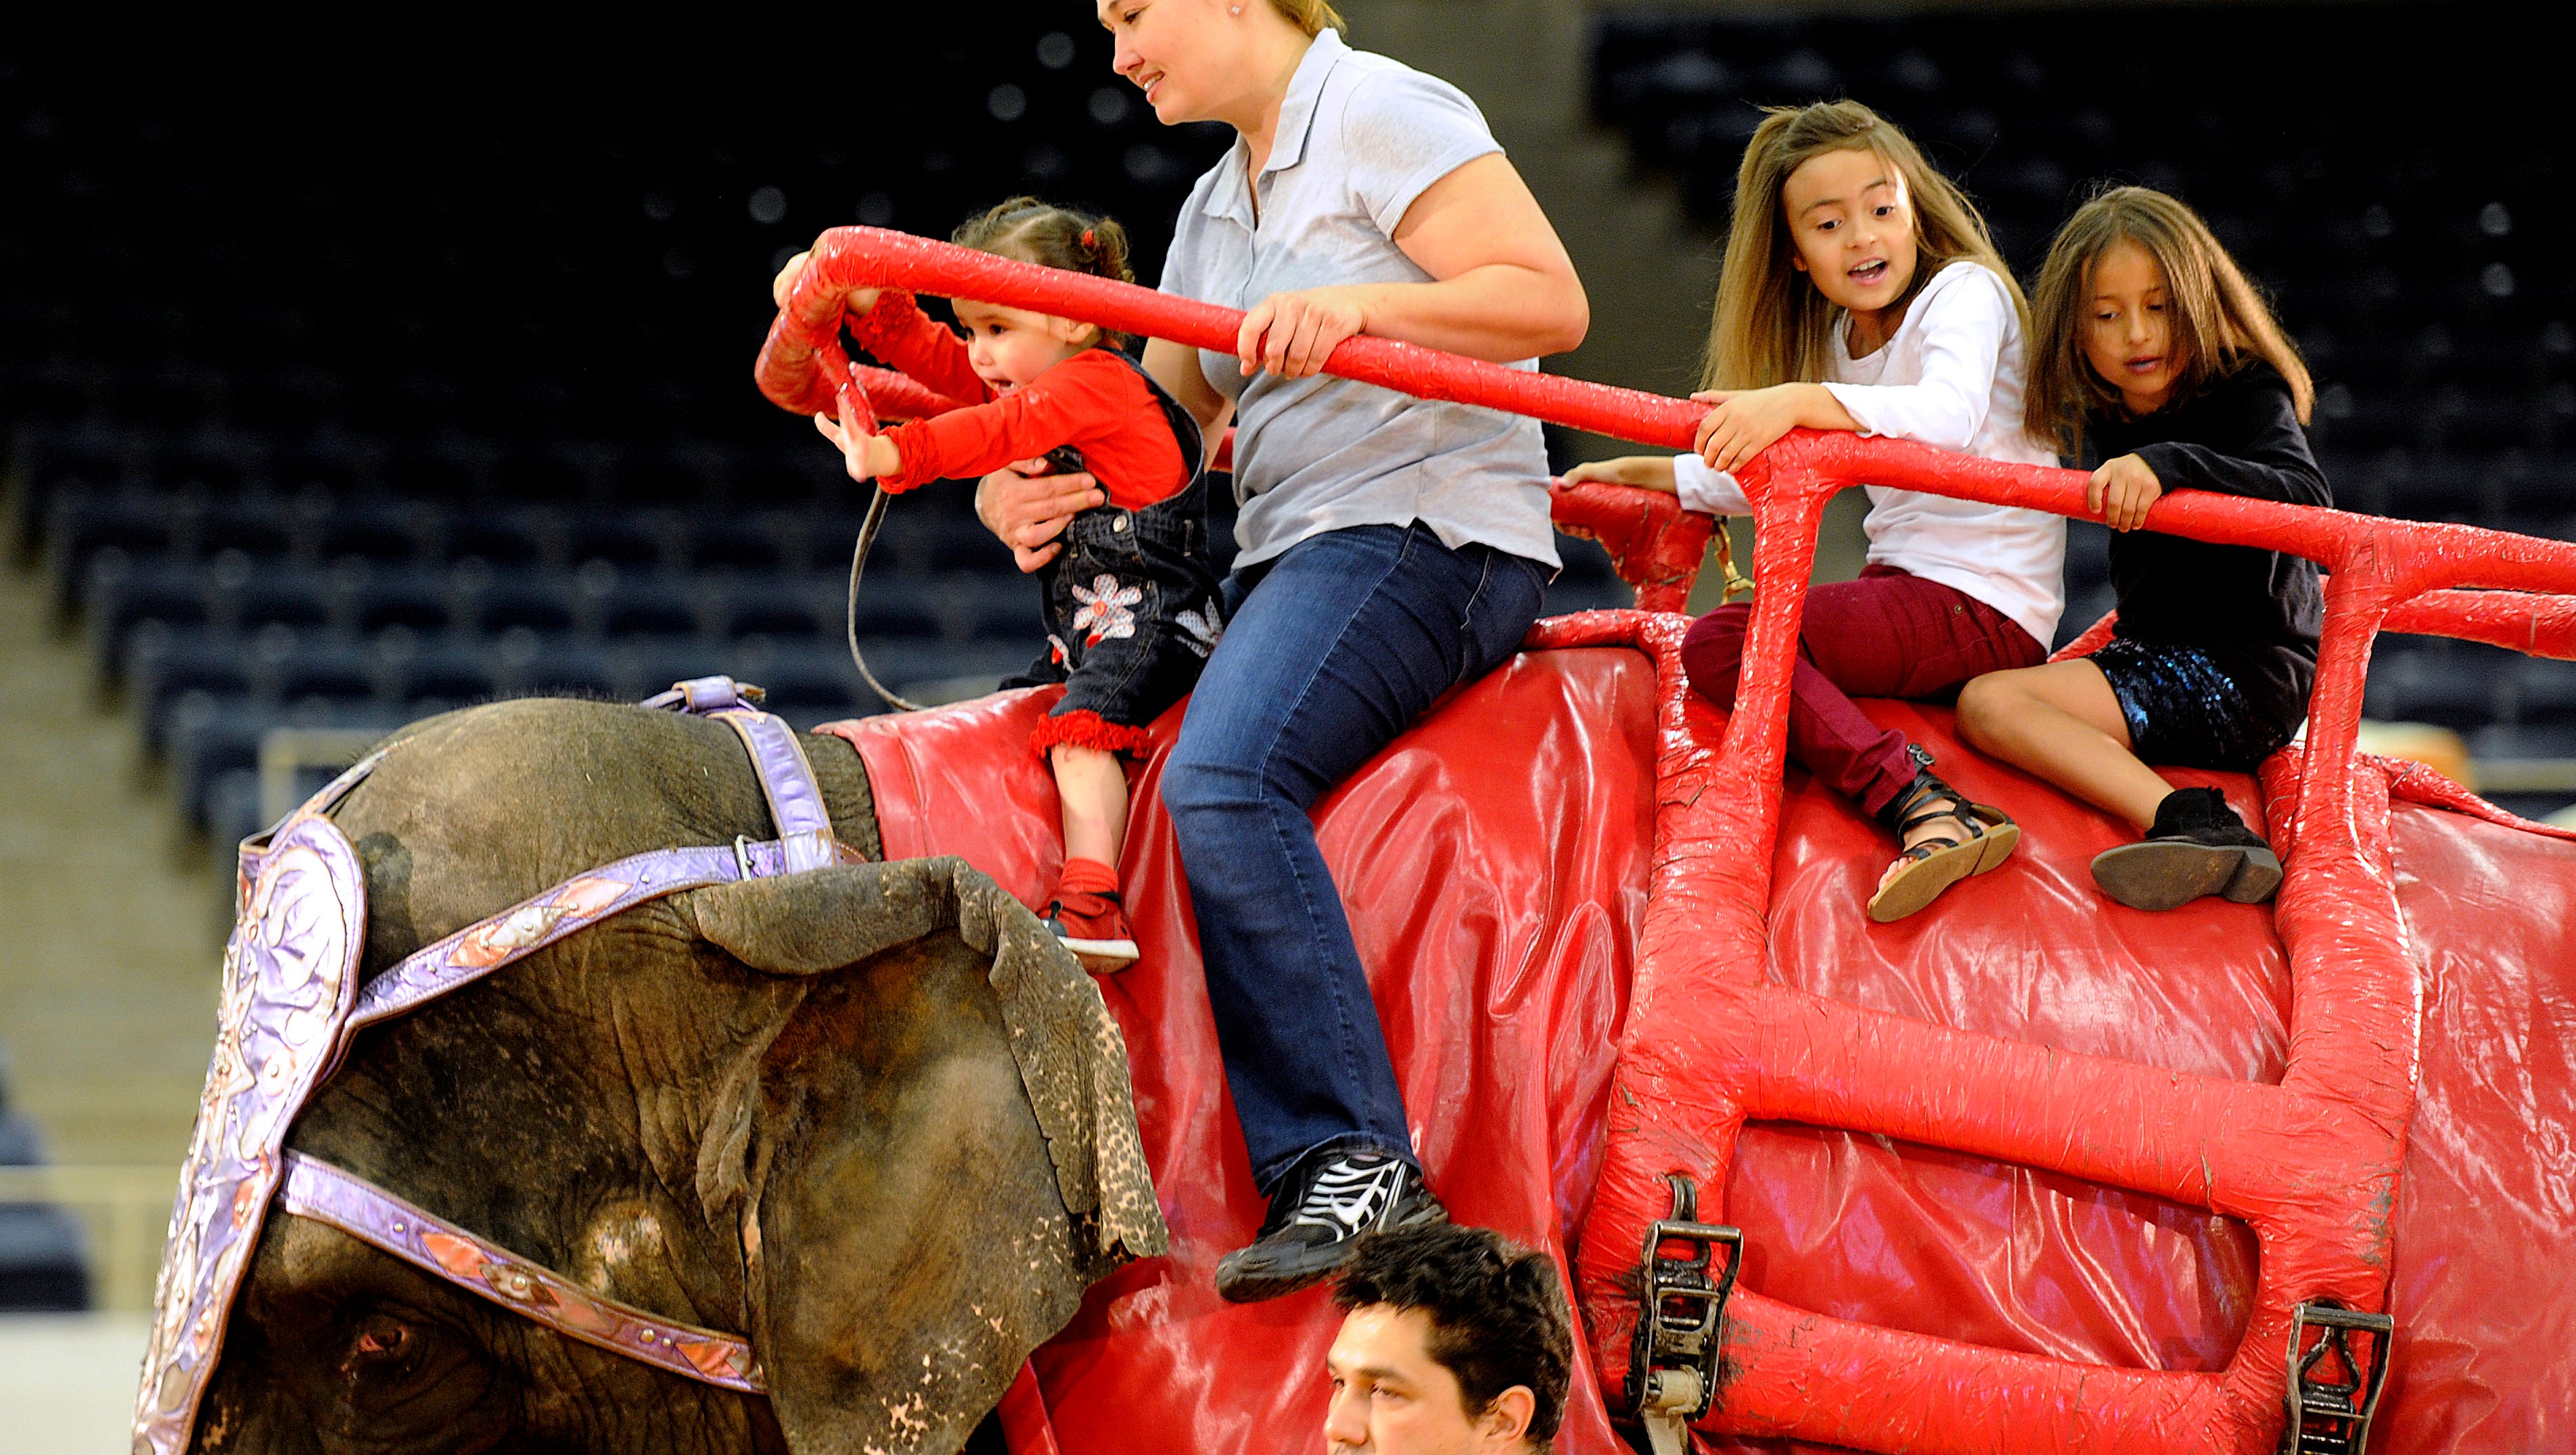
[183,699,1160,1455]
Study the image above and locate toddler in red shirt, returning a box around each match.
[786,198,1225,971]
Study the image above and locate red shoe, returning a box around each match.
[1043,889,1139,970]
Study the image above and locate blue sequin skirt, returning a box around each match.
[2090,637,2297,772]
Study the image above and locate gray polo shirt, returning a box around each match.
[1159,30,1559,571]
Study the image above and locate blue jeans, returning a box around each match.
[1163,523,1548,1190]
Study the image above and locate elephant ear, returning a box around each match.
[682,858,1164,1455]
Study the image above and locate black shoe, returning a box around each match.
[1213,1151,1446,1303]
[2090,787,2283,910]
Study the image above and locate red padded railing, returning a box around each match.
[758,228,2576,1454]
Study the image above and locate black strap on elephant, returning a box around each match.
[137,675,1164,1455]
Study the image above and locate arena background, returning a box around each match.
[2,2,2565,1445]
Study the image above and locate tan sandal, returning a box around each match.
[1866,766,2019,924]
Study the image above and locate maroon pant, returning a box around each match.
[1680,565,2046,818]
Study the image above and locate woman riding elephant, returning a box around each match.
[975,0,1588,1301]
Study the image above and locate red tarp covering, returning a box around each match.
[825,642,2576,1455]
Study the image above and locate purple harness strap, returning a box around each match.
[643,676,845,875]
[140,677,833,1454]
[281,1154,764,1391]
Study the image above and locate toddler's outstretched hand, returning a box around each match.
[815,398,900,484]
[2089,453,2164,532]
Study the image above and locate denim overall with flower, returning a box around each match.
[1007,352,1226,757]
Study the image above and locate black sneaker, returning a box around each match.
[2090,787,2284,910]
[1213,1151,1446,1303]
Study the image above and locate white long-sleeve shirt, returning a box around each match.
[1674,260,2067,647]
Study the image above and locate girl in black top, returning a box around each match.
[1954,187,2328,911]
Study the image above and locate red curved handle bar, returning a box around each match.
[757,227,2576,633]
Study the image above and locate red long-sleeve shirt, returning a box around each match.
[849,291,1189,509]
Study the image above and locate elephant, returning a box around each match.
[167,643,2576,1454]
[184,696,1162,1455]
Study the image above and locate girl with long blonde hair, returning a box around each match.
[1954,186,2326,911]
[1570,99,2065,922]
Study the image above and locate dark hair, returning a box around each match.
[2024,185,2314,451]
[1334,1224,1573,1451]
[951,195,1134,349]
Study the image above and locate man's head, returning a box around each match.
[1325,1224,1574,1454]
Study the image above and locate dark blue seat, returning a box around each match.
[490,630,618,699]
[568,511,672,570]
[128,626,251,745]
[164,696,406,830]
[721,576,831,639]
[319,501,439,564]
[623,455,716,506]
[203,768,271,855]
[267,641,380,705]
[476,571,578,634]
[2511,659,2576,727]
[2366,643,2513,729]
[741,644,863,714]
[400,634,502,706]
[601,573,708,637]
[2378,453,2486,522]
[0,1109,91,1313]
[497,451,595,503]
[448,510,549,568]
[1544,574,1634,616]
[385,451,484,498]
[923,515,1014,574]
[935,574,1041,643]
[350,565,455,634]
[86,552,211,653]
[2470,723,2576,761]
[2490,453,2574,518]
[692,517,788,572]
[190,500,294,559]
[232,567,332,632]
[44,492,172,608]
[844,638,991,700]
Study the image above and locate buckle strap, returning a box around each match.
[2282,1302,2394,1455]
[280,1153,764,1393]
[640,674,768,714]
[1628,1175,1742,1455]
[639,676,843,875]
[709,709,841,874]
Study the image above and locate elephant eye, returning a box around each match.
[340,1312,415,1377]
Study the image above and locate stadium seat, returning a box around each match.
[0,1092,91,1313]
[6,0,2560,833]
[474,571,578,635]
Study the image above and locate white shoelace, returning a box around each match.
[1288,1157,1407,1235]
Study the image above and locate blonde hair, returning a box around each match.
[2024,185,2314,451]
[1700,101,2027,392]
[1267,0,1346,37]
